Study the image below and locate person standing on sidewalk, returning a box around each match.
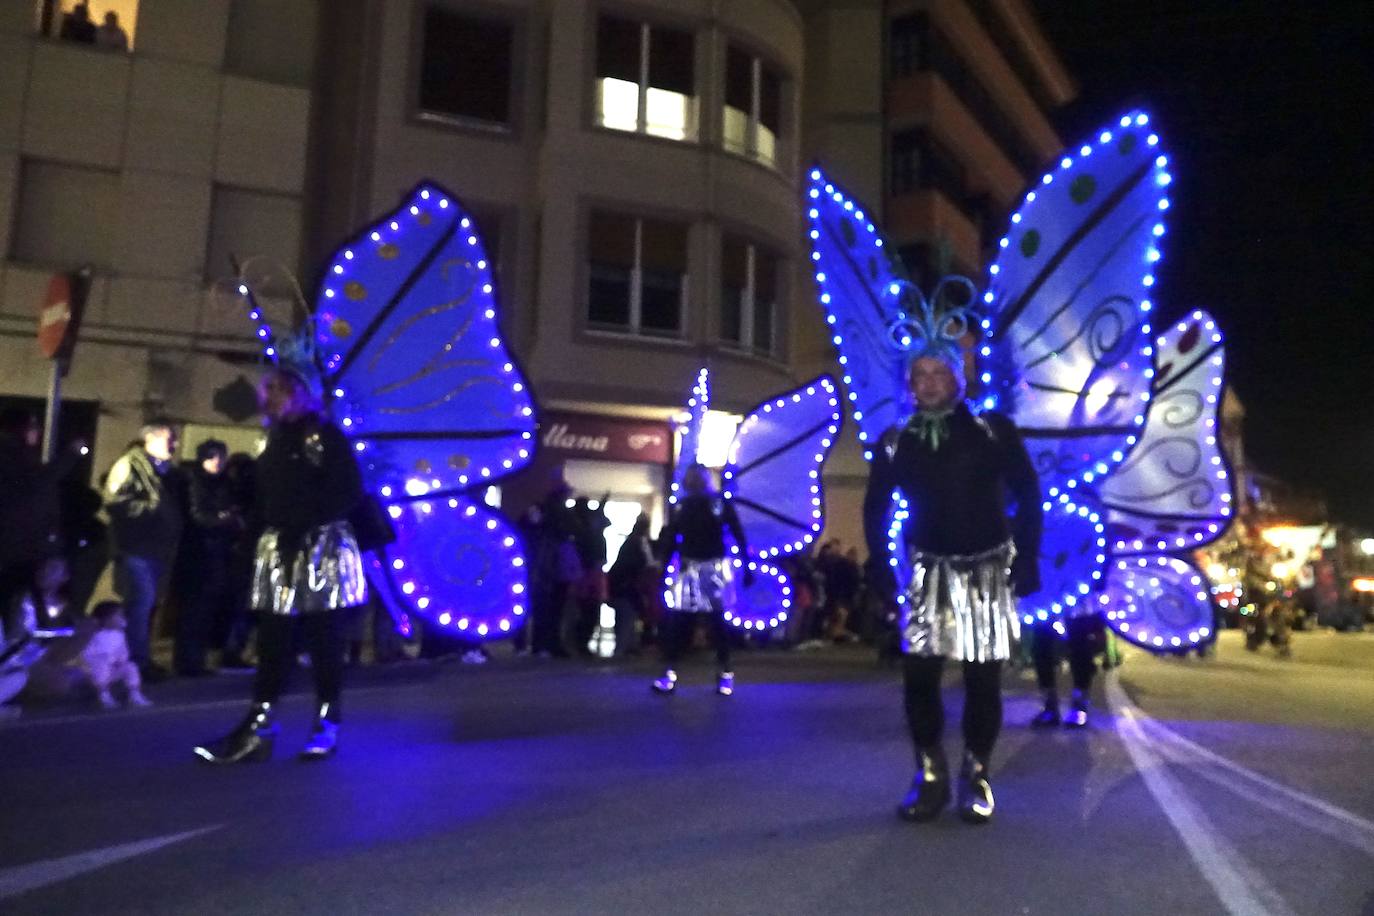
[104,419,184,682]
[173,440,243,676]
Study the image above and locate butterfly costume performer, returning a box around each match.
[195,184,536,763]
[808,110,1234,822]
[653,369,841,695]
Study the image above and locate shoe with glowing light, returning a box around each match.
[300,702,340,760]
[1030,694,1060,728]
[651,670,677,694]
[1063,693,1089,729]
[717,671,734,696]
[194,702,276,764]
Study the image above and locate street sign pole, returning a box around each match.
[35,267,90,462]
[41,358,64,463]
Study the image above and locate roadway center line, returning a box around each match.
[1105,675,1296,916]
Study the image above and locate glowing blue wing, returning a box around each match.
[316,183,536,496]
[722,376,843,559]
[670,367,711,504]
[983,111,1169,486]
[314,183,536,640]
[369,496,528,640]
[806,169,912,456]
[1102,555,1217,651]
[1096,310,1235,553]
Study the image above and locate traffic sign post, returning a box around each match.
[36,268,91,462]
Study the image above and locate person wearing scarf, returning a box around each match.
[864,352,1042,824]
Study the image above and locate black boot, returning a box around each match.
[1030,691,1060,728]
[956,751,995,824]
[300,701,340,760]
[897,746,950,822]
[193,702,276,764]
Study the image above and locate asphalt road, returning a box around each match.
[2,630,1371,915]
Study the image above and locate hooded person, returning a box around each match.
[862,278,1042,825]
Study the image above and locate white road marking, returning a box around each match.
[1106,676,1296,916]
[0,825,220,901]
[1136,702,1374,857]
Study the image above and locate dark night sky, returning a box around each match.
[1032,1,1374,525]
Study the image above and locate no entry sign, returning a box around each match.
[36,270,89,361]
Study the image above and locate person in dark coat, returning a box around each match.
[608,513,653,657]
[173,440,243,676]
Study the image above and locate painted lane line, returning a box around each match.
[1106,676,1296,916]
[1131,711,1374,858]
[0,825,221,901]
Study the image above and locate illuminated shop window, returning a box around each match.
[595,15,696,142]
[417,5,514,127]
[722,44,782,168]
[587,210,687,339]
[720,235,778,359]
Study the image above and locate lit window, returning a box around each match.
[721,235,779,358]
[41,0,138,50]
[588,210,687,338]
[723,45,783,168]
[417,6,514,127]
[595,15,696,142]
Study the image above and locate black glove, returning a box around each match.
[741,566,756,588]
[1011,554,1041,598]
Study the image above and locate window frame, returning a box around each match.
[721,39,786,170]
[591,9,700,144]
[718,232,784,362]
[409,0,526,139]
[584,208,689,341]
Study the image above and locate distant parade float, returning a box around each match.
[807,109,1235,655]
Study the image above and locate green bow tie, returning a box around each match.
[908,409,954,450]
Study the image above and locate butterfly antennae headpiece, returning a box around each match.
[214,255,324,398]
[884,274,981,369]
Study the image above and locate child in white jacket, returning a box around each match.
[83,601,151,709]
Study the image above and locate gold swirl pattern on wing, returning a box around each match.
[363,258,510,416]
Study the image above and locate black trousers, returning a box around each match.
[530,582,569,655]
[253,611,344,712]
[661,608,732,671]
[1031,616,1099,693]
[902,655,1002,761]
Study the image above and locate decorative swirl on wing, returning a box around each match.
[1096,310,1234,554]
[1101,555,1217,651]
[806,168,914,457]
[314,183,537,498]
[369,496,528,641]
[983,111,1171,487]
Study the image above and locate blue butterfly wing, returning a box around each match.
[722,376,843,560]
[726,561,794,633]
[985,111,1169,487]
[317,183,536,496]
[1096,310,1235,553]
[671,368,711,502]
[370,496,528,639]
[1103,555,1217,652]
[315,184,535,640]
[806,169,911,455]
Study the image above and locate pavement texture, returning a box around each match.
[2,629,1372,915]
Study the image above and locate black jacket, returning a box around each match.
[660,493,747,562]
[863,405,1041,594]
[104,446,184,562]
[0,438,73,567]
[254,418,363,549]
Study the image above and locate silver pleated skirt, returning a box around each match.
[669,558,734,614]
[901,541,1018,661]
[250,521,367,616]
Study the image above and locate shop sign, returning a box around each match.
[540,411,671,464]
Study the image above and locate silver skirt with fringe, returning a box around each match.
[669,558,734,614]
[250,521,367,615]
[902,541,1018,661]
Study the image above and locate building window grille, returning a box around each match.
[418,5,514,127]
[587,210,687,338]
[721,235,778,358]
[595,15,696,142]
[723,44,782,168]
